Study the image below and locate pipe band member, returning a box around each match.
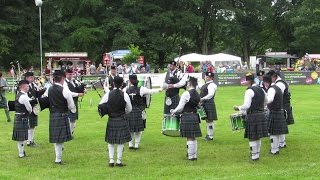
[234,73,268,161]
[0,72,11,122]
[171,77,202,161]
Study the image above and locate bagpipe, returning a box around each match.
[7,96,49,115]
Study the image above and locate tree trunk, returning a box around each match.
[158,51,165,69]
[201,9,210,54]
[242,39,250,65]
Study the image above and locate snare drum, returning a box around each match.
[197,106,207,120]
[230,113,246,131]
[162,114,180,137]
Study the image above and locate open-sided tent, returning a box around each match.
[207,53,242,67]
[174,53,207,62]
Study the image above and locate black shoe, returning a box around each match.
[7,119,11,122]
[109,163,114,167]
[204,135,213,141]
[252,158,260,161]
[269,151,279,155]
[55,161,64,165]
[279,145,287,149]
[134,147,139,150]
[116,163,126,167]
[129,147,135,150]
[191,158,197,161]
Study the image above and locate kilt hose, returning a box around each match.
[268,110,289,135]
[126,107,144,132]
[28,113,38,128]
[244,112,269,140]
[49,113,73,143]
[284,103,294,125]
[180,112,202,138]
[68,102,79,123]
[12,115,29,141]
[202,100,217,122]
[164,95,180,114]
[105,116,132,144]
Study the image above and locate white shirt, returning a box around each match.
[266,86,276,104]
[199,80,217,100]
[64,79,79,97]
[99,89,132,114]
[275,77,286,93]
[18,90,32,113]
[238,84,267,114]
[171,88,194,114]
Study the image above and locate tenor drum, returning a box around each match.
[197,106,207,120]
[230,113,246,131]
[162,114,180,137]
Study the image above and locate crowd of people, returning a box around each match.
[88,62,151,75]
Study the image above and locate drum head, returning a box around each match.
[144,76,152,108]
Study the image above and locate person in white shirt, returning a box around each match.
[12,80,32,158]
[233,73,268,161]
[267,70,294,148]
[99,76,132,167]
[263,75,288,155]
[123,75,162,150]
[199,72,218,141]
[48,70,76,165]
[171,77,202,161]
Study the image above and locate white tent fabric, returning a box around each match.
[174,53,207,62]
[207,53,241,61]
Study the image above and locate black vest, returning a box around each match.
[165,69,179,97]
[66,79,79,102]
[183,89,200,113]
[15,92,28,114]
[48,84,68,113]
[107,89,126,118]
[200,82,215,102]
[276,79,291,105]
[247,86,265,114]
[28,83,37,98]
[267,85,283,111]
[108,76,117,91]
[126,86,145,110]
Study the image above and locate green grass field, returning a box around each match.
[0,85,319,179]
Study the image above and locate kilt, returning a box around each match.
[49,112,73,143]
[164,95,180,114]
[126,107,144,132]
[202,100,217,121]
[68,102,79,123]
[28,113,38,128]
[180,113,202,138]
[244,112,268,140]
[268,110,289,135]
[12,114,29,141]
[284,103,294,125]
[105,116,132,144]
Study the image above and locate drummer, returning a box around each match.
[199,72,218,141]
[24,72,46,147]
[257,70,266,92]
[123,74,162,150]
[170,77,202,161]
[12,80,32,158]
[0,72,11,122]
[233,73,268,161]
[163,61,188,115]
[263,75,288,155]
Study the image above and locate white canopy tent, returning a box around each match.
[174,53,207,62]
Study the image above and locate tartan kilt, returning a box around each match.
[126,107,144,132]
[68,102,79,123]
[12,115,29,141]
[28,113,38,128]
[202,100,217,121]
[268,110,289,135]
[244,112,268,140]
[284,103,294,125]
[180,113,202,138]
[49,113,73,143]
[105,116,132,144]
[164,95,180,114]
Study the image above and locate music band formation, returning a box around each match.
[1,60,294,166]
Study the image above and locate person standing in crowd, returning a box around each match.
[99,76,132,167]
[170,77,201,161]
[0,72,11,122]
[105,66,118,92]
[267,70,294,148]
[64,69,85,136]
[145,63,150,73]
[186,63,194,73]
[12,80,32,158]
[263,75,288,155]
[24,72,46,146]
[90,63,96,75]
[233,73,268,161]
[117,64,124,74]
[139,66,146,73]
[66,61,73,70]
[256,70,266,92]
[124,75,162,150]
[199,72,218,141]
[48,70,76,165]
[97,64,106,74]
[163,61,188,115]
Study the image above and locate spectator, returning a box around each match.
[186,63,194,73]
[140,66,146,73]
[117,64,124,74]
[97,63,106,74]
[145,63,150,73]
[90,63,96,75]
[29,66,34,72]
